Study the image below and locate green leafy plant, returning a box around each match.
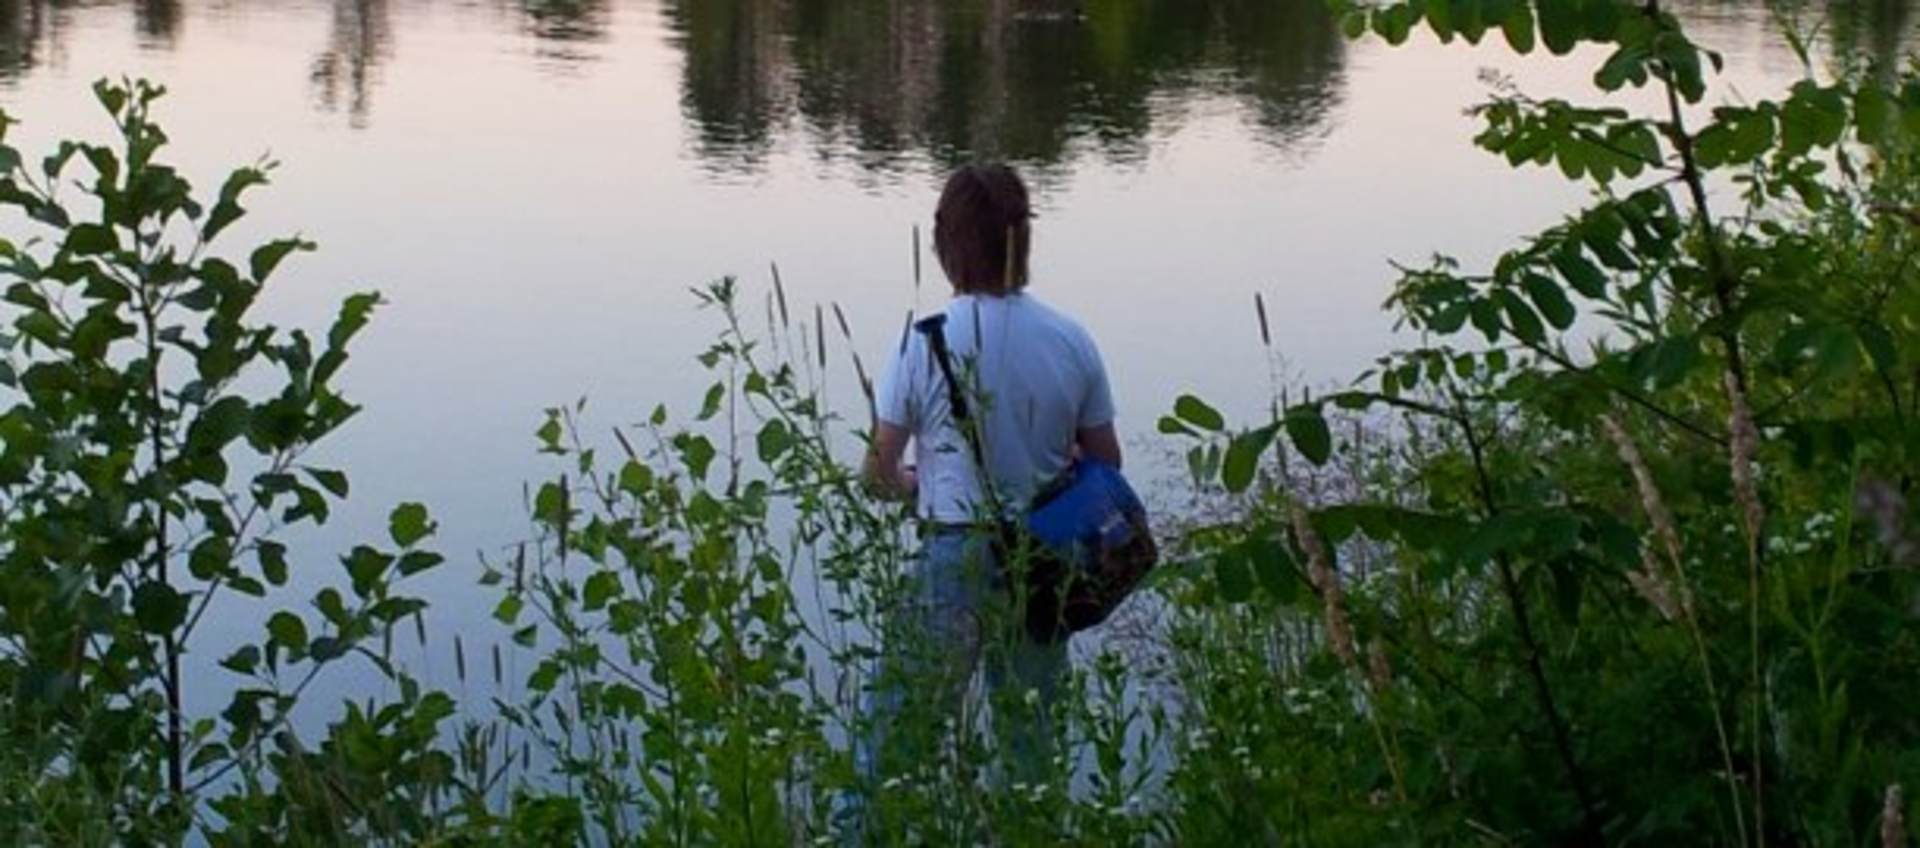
[0,79,444,843]
[1157,1,1920,843]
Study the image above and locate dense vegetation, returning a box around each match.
[1,2,1918,844]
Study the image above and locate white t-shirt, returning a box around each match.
[876,293,1115,524]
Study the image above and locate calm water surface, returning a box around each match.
[0,0,1910,709]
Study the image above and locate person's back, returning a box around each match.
[885,291,1113,523]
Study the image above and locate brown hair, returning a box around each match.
[933,163,1031,295]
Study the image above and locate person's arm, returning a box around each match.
[862,421,917,500]
[1075,422,1122,469]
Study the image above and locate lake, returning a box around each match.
[0,0,1909,715]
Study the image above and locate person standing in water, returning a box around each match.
[859,162,1123,799]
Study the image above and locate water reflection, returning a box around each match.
[133,0,179,48]
[1827,0,1915,72]
[667,0,1348,173]
[0,0,59,81]
[511,0,611,66]
[0,0,1908,165]
[310,0,392,128]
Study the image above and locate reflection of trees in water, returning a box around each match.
[666,0,1350,174]
[1828,0,1914,72]
[134,0,179,47]
[510,0,612,66]
[310,0,392,128]
[0,0,60,81]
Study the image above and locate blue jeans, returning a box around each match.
[855,527,1069,788]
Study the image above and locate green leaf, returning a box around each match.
[1521,273,1575,330]
[187,396,252,455]
[1500,0,1535,52]
[258,541,289,586]
[1535,0,1579,54]
[326,292,379,354]
[397,550,443,577]
[220,645,261,676]
[132,582,190,634]
[1550,246,1607,298]
[1285,406,1332,466]
[1637,335,1698,389]
[533,481,568,528]
[1214,551,1253,603]
[266,611,308,652]
[1496,288,1545,344]
[1156,415,1199,437]
[63,223,118,256]
[618,461,653,496]
[188,537,233,581]
[1857,84,1895,146]
[696,383,725,421]
[674,433,716,480]
[1341,10,1368,39]
[1859,321,1898,373]
[583,571,621,612]
[1173,394,1225,432]
[1425,0,1455,42]
[250,237,314,284]
[536,412,564,453]
[204,166,269,243]
[1222,424,1279,494]
[342,546,392,597]
[494,594,525,625]
[757,419,793,463]
[1247,532,1299,603]
[389,502,435,547]
[304,467,349,499]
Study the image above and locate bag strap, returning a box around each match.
[916,314,1004,513]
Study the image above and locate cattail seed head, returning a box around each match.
[1628,544,1684,622]
[1725,371,1765,544]
[1884,784,1905,848]
[1291,504,1356,669]
[1366,637,1392,692]
[1602,414,1684,568]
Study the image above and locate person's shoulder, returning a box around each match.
[1015,293,1099,348]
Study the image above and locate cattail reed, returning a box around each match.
[1255,292,1272,348]
[1291,503,1355,668]
[1601,414,1683,568]
[815,304,827,370]
[771,262,791,329]
[1627,545,1683,622]
[1884,784,1905,848]
[454,635,468,683]
[832,302,853,341]
[1366,637,1392,692]
[1725,371,1764,544]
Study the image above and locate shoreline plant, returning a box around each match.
[4,0,1920,842]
